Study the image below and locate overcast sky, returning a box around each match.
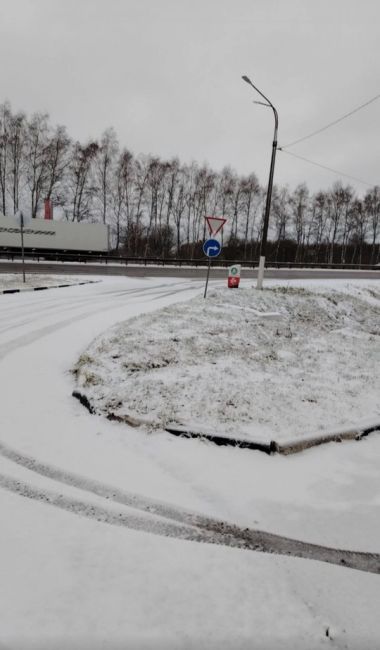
[0,0,379,194]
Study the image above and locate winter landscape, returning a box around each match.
[1,0,380,648]
[0,273,379,649]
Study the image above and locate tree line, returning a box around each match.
[0,101,379,264]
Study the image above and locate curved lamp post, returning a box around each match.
[242,75,278,289]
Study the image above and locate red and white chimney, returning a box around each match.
[44,199,53,220]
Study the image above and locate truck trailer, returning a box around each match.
[0,214,110,254]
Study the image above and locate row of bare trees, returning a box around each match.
[1,101,379,263]
[270,183,380,265]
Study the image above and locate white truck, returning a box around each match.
[0,214,110,253]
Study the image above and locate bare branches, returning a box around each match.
[0,101,378,264]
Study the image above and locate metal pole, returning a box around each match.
[204,258,211,299]
[20,211,26,283]
[242,75,278,289]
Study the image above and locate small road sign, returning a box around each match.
[203,238,221,258]
[228,264,241,288]
[205,216,227,237]
[228,264,241,277]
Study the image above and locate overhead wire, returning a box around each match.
[277,148,375,187]
[276,89,380,186]
[281,91,380,150]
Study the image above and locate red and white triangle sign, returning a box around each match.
[205,216,227,236]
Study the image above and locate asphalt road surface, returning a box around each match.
[1,260,380,280]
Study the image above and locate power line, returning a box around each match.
[278,148,375,187]
[281,92,380,149]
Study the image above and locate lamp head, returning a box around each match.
[254,100,271,108]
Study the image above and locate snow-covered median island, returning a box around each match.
[73,283,380,443]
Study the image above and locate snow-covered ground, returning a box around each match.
[0,276,380,649]
[74,281,380,443]
[0,272,95,290]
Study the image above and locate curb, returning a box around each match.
[165,426,276,454]
[72,390,380,455]
[273,423,380,455]
[1,280,99,295]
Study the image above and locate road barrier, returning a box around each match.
[0,249,379,271]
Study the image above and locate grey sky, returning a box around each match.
[0,0,379,194]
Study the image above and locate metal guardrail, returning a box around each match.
[0,249,379,270]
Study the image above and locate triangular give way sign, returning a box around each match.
[205,216,227,236]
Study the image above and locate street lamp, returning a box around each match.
[242,75,278,289]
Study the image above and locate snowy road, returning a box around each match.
[1,276,380,648]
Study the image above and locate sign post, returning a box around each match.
[203,237,222,299]
[203,217,227,299]
[20,212,25,283]
[204,258,211,299]
[14,211,30,283]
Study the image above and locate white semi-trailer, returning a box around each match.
[0,214,110,253]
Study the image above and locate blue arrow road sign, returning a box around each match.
[203,238,221,257]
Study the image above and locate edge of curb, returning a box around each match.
[1,280,100,295]
[72,390,380,456]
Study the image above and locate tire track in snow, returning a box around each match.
[0,472,203,541]
[0,282,198,335]
[0,293,135,337]
[0,439,379,574]
[0,304,127,360]
[0,439,208,528]
[0,284,200,360]
[0,279,195,316]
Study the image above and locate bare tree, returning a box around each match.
[339,186,354,263]
[69,141,99,222]
[196,165,216,243]
[164,159,178,225]
[110,148,135,249]
[217,167,235,247]
[240,173,260,259]
[131,154,150,255]
[25,112,51,218]
[143,157,169,256]
[291,183,309,262]
[188,165,214,256]
[0,102,12,215]
[272,186,291,261]
[310,191,329,258]
[229,175,244,243]
[328,183,353,263]
[95,127,118,224]
[172,165,188,256]
[364,186,380,264]
[183,162,197,251]
[350,198,369,264]
[7,110,26,214]
[44,125,71,203]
